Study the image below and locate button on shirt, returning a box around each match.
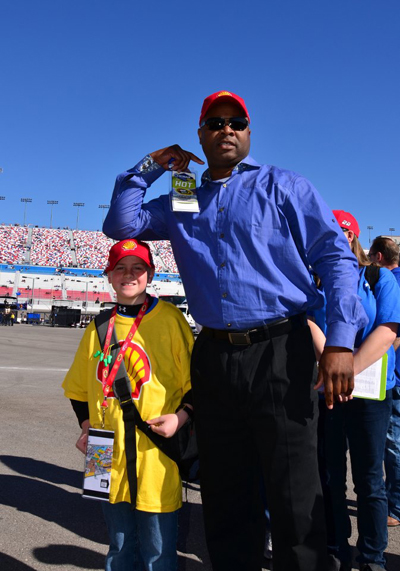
[104,155,367,349]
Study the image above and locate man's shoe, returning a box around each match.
[359,564,386,570]
[327,553,341,571]
[327,553,352,571]
[387,515,400,527]
[263,531,273,560]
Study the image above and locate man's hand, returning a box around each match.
[75,419,91,454]
[314,347,354,409]
[150,145,205,172]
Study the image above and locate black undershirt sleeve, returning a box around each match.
[70,399,89,427]
[181,389,193,407]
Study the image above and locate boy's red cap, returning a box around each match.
[333,210,360,238]
[105,239,154,273]
[199,90,250,125]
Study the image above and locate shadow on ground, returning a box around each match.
[33,545,105,569]
[0,456,212,570]
[0,455,81,488]
[0,472,108,544]
[0,553,36,571]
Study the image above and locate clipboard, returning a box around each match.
[352,353,387,400]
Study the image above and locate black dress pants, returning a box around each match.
[191,322,327,571]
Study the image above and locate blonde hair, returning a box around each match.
[349,233,370,267]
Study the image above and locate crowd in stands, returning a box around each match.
[0,226,28,264]
[73,230,114,268]
[151,241,179,273]
[30,228,73,267]
[0,225,179,273]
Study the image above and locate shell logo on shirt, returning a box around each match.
[96,342,151,400]
[217,91,232,97]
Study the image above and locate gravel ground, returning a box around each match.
[0,325,399,570]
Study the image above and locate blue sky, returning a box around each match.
[1,0,399,247]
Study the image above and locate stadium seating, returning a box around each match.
[73,230,114,268]
[151,241,178,273]
[0,287,13,296]
[0,226,28,264]
[0,226,182,315]
[0,225,179,273]
[30,228,73,266]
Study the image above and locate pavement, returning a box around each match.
[0,325,399,570]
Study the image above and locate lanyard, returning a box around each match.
[98,297,149,418]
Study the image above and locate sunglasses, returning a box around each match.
[200,116,249,131]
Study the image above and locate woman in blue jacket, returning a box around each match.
[317,210,400,571]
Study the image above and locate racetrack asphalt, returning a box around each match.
[0,325,399,571]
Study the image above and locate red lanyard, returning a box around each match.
[100,297,149,409]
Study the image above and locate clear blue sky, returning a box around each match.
[1,0,399,247]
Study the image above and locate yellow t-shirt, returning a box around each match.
[62,299,194,512]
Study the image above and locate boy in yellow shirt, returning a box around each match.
[63,239,194,570]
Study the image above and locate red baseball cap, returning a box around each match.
[105,239,154,273]
[199,90,250,126]
[333,210,360,238]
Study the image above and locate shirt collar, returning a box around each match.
[201,155,261,184]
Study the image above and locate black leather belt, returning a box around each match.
[202,313,307,346]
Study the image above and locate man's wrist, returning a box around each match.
[325,322,357,350]
[138,154,163,174]
[322,346,353,354]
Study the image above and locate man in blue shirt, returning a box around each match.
[369,236,400,529]
[104,90,367,571]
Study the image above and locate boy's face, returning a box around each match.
[107,255,154,305]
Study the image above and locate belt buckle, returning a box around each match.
[228,331,251,345]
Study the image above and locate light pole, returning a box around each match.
[73,202,85,230]
[98,204,110,225]
[47,200,58,228]
[24,276,35,307]
[367,225,373,244]
[389,227,395,237]
[85,280,93,308]
[21,198,32,226]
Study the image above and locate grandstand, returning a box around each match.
[0,224,184,322]
[0,225,179,272]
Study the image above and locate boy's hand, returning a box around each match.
[147,414,179,438]
[150,145,204,172]
[147,406,193,438]
[76,419,91,454]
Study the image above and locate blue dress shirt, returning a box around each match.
[104,155,367,348]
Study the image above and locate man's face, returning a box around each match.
[198,101,251,172]
[368,249,382,264]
